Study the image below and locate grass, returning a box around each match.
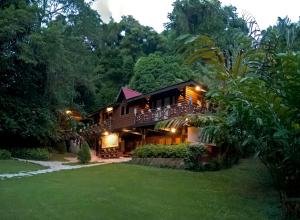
[62,161,102,166]
[0,160,46,174]
[49,152,77,161]
[0,159,280,220]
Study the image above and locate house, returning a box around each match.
[87,80,209,158]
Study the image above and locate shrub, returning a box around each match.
[77,143,91,164]
[132,144,189,158]
[11,148,49,160]
[0,149,11,160]
[184,144,207,171]
[54,141,67,154]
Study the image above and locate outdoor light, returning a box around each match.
[65,110,72,115]
[106,107,113,112]
[171,128,176,133]
[103,131,109,136]
[107,134,118,146]
[195,86,207,92]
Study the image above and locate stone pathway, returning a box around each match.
[0,157,131,180]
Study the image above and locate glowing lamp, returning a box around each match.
[171,128,176,133]
[106,107,113,112]
[103,131,109,136]
[65,110,72,115]
[195,85,207,92]
[107,134,118,146]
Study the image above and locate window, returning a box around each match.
[156,99,162,108]
[151,100,156,109]
[164,97,170,106]
[170,96,177,105]
[121,105,130,115]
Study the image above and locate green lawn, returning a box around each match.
[0,159,280,220]
[0,160,46,174]
[49,152,77,161]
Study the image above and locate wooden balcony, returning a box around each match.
[135,102,206,125]
[103,118,112,131]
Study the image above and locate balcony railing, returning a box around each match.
[135,102,206,125]
[103,118,112,131]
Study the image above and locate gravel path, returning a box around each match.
[0,157,131,180]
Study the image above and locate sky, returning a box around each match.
[92,0,300,32]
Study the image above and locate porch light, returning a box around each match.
[106,107,113,112]
[195,86,207,92]
[171,128,176,133]
[103,131,109,136]
[65,110,72,115]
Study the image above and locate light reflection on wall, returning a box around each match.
[101,133,119,148]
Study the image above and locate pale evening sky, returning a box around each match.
[92,0,300,32]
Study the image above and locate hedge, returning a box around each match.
[132,144,189,158]
[0,149,11,160]
[11,148,49,161]
[184,144,208,171]
[131,143,224,171]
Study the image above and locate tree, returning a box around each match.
[261,17,300,53]
[129,53,196,93]
[165,0,248,50]
[0,0,101,145]
[93,16,165,107]
[157,33,300,199]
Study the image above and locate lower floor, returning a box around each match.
[97,126,202,158]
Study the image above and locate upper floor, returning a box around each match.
[89,80,209,131]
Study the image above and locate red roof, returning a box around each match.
[121,87,142,100]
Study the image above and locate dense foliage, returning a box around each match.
[11,148,50,160]
[157,16,300,208]
[77,143,91,164]
[132,144,189,158]
[0,149,11,160]
[0,0,248,147]
[183,143,207,170]
[129,54,195,93]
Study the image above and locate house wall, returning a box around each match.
[185,86,205,106]
[187,127,201,143]
[98,85,205,132]
[111,101,142,130]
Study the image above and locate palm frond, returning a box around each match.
[155,113,222,130]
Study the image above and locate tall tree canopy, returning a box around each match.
[129,53,196,93]
[165,0,248,49]
[0,0,100,145]
[93,16,166,107]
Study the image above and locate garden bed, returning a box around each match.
[131,143,222,171]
